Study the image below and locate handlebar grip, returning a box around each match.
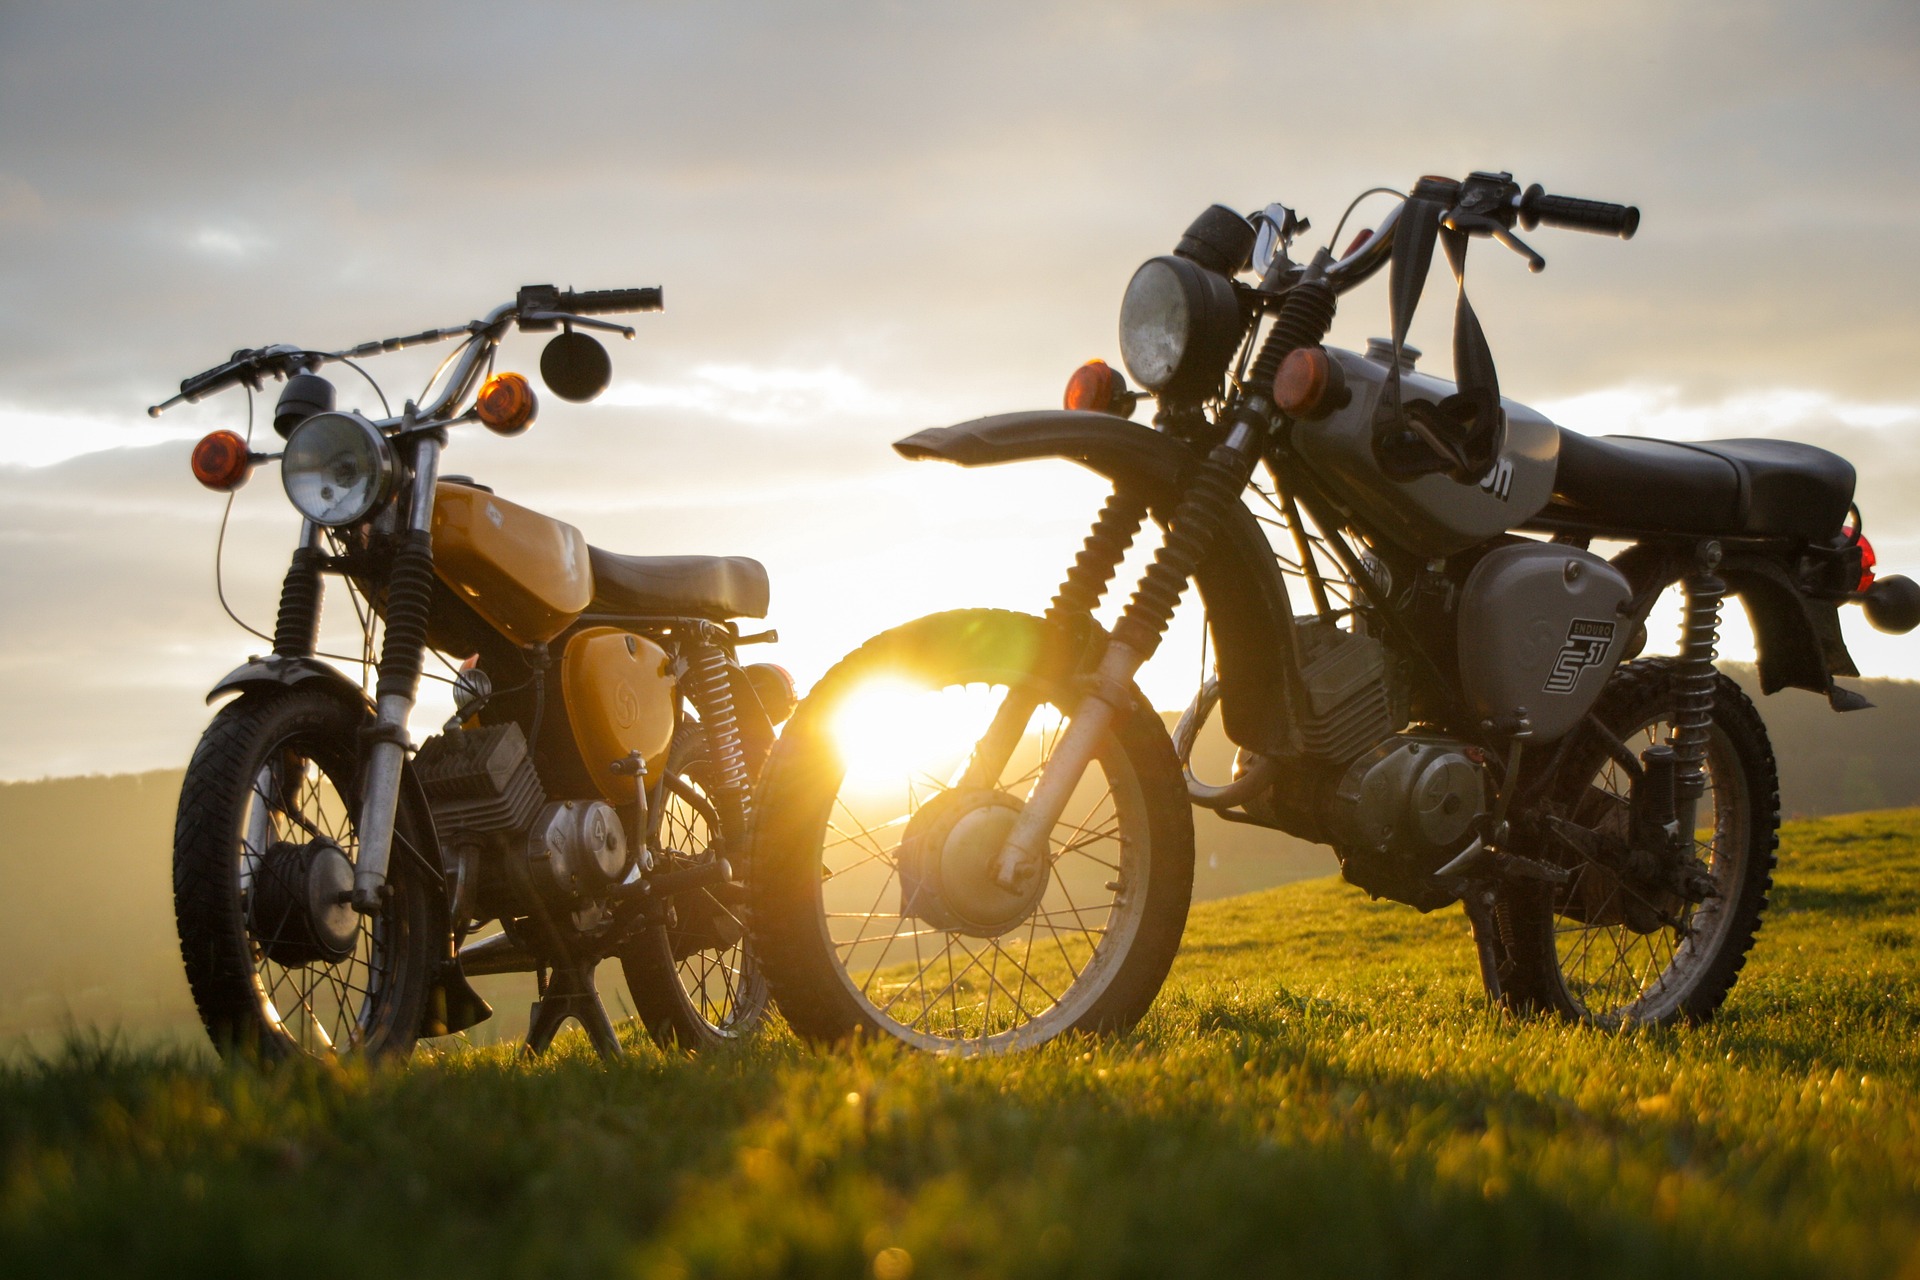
[1518,185,1639,239]
[178,351,255,401]
[560,287,663,315]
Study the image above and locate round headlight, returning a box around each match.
[1118,259,1191,391]
[1117,254,1244,400]
[281,412,397,527]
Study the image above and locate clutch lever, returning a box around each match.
[519,311,636,339]
[1442,210,1546,273]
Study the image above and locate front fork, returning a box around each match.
[987,274,1339,890]
[351,435,444,910]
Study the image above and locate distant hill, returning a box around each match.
[4,661,1915,1043]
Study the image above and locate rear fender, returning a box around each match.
[896,412,1299,753]
[1610,544,1861,701]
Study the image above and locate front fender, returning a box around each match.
[896,412,1299,754]
[206,654,375,709]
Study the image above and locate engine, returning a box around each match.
[1326,735,1487,908]
[1231,541,1635,910]
[414,722,639,926]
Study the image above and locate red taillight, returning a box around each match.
[1064,359,1121,413]
[1856,533,1878,594]
[190,430,253,491]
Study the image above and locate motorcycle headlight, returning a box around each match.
[281,412,397,527]
[1117,254,1243,399]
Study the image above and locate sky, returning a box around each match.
[1,0,1917,779]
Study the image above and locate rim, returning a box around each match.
[238,743,391,1056]
[1552,712,1748,1023]
[655,772,757,1035]
[810,675,1151,1053]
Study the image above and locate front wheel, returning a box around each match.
[750,609,1195,1053]
[173,689,439,1061]
[1492,659,1779,1026]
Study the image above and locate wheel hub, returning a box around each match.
[251,839,360,966]
[897,789,1045,938]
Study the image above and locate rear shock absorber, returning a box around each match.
[1671,542,1725,827]
[685,630,752,855]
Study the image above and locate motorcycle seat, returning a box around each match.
[586,548,770,620]
[1547,430,1854,540]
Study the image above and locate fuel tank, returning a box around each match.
[1291,343,1559,557]
[431,482,593,646]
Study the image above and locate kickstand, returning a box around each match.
[1459,886,1509,1005]
[523,962,623,1060]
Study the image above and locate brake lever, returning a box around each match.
[519,311,636,339]
[1442,210,1546,273]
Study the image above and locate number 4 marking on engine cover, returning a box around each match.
[1544,619,1617,694]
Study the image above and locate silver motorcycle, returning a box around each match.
[748,170,1920,1052]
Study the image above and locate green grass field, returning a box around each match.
[4,809,1918,1279]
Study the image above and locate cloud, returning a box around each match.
[2,0,1919,774]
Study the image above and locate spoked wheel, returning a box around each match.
[751,609,1194,1053]
[173,689,436,1061]
[621,725,768,1049]
[1494,660,1779,1026]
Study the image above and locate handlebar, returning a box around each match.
[1321,171,1638,294]
[151,284,662,417]
[1517,184,1638,239]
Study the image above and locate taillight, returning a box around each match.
[1855,533,1878,594]
[476,372,537,435]
[190,430,253,491]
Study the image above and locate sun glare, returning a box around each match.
[830,680,1057,794]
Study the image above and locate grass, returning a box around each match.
[4,811,1919,1279]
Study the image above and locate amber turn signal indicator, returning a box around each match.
[1274,346,1343,420]
[1063,359,1138,417]
[190,429,253,491]
[476,372,537,435]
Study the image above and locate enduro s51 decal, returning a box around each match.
[1543,619,1617,694]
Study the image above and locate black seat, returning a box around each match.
[1548,432,1854,540]
[587,547,770,620]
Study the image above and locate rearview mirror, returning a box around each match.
[540,331,612,403]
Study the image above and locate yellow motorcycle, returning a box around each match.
[159,285,792,1060]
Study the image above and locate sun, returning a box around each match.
[828,679,1033,795]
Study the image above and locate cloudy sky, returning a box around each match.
[2,0,1917,779]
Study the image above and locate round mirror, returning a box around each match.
[540,331,612,403]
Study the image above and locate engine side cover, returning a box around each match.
[527,799,631,902]
[1457,542,1633,742]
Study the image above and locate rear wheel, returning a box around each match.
[1493,660,1779,1026]
[750,609,1194,1053]
[620,725,768,1048]
[173,689,437,1061]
